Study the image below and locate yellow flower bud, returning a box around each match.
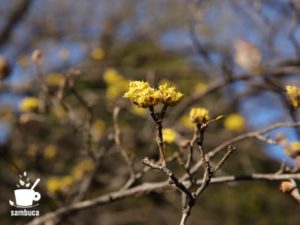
[189,107,210,123]
[224,114,245,131]
[19,97,40,112]
[91,48,105,60]
[162,128,177,144]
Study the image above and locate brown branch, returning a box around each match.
[26,172,300,225]
[186,121,300,179]
[0,0,33,47]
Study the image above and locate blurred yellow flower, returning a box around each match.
[130,105,147,116]
[103,69,128,100]
[158,83,183,106]
[224,114,245,131]
[46,73,64,86]
[285,142,300,157]
[43,145,57,159]
[61,176,73,188]
[91,48,105,60]
[46,177,61,193]
[103,68,123,84]
[19,97,40,112]
[72,159,94,181]
[26,144,38,158]
[189,107,210,123]
[286,85,300,108]
[91,119,105,141]
[72,168,84,181]
[52,105,67,119]
[194,82,207,93]
[181,115,194,128]
[162,128,177,144]
[47,175,74,194]
[79,159,94,172]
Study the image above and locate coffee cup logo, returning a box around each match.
[9,171,41,208]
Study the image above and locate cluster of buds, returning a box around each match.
[123,81,183,108]
[286,85,300,108]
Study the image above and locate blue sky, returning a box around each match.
[0,0,299,164]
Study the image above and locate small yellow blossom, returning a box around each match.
[61,176,73,188]
[47,177,60,193]
[26,144,38,158]
[181,115,194,128]
[72,168,84,181]
[103,69,128,100]
[46,73,64,86]
[189,107,210,123]
[130,105,147,116]
[52,105,67,119]
[286,85,300,108]
[194,82,207,93]
[47,176,74,194]
[224,114,245,131]
[158,83,183,105]
[43,145,57,159]
[162,128,177,144]
[91,48,105,60]
[124,81,160,108]
[72,159,95,181]
[285,142,300,157]
[103,69,123,84]
[78,159,94,172]
[19,97,40,112]
[91,119,105,141]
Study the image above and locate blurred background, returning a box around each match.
[0,0,300,224]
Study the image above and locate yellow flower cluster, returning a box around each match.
[46,159,95,194]
[123,81,183,108]
[103,68,128,100]
[286,85,300,108]
[285,142,300,157]
[19,97,40,113]
[189,107,210,123]
[162,128,177,144]
[224,114,245,131]
[46,176,73,194]
[46,73,63,86]
[71,159,95,181]
[43,145,57,159]
[91,48,105,61]
[91,119,105,141]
